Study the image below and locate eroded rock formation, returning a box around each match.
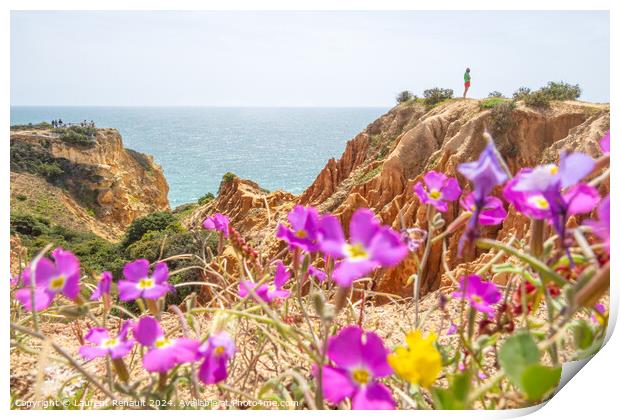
[185,99,610,297]
[10,128,170,241]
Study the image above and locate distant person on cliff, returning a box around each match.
[58,118,63,127]
[463,68,471,98]
[51,119,56,128]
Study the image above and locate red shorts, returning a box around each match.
[465,81,471,88]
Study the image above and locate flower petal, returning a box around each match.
[321,365,356,405]
[351,382,395,410]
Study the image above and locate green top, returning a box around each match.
[464,71,471,82]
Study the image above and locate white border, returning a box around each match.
[2,1,616,419]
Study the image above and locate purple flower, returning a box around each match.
[600,131,610,154]
[315,326,395,410]
[460,193,507,225]
[457,143,509,254]
[276,205,321,252]
[400,228,427,253]
[503,170,553,219]
[586,195,610,253]
[446,323,458,335]
[133,316,201,372]
[79,321,135,360]
[308,265,327,283]
[506,153,599,253]
[14,248,81,311]
[90,271,112,301]
[198,332,236,384]
[458,142,509,199]
[238,260,291,302]
[319,209,408,287]
[452,275,501,316]
[118,259,171,302]
[202,213,230,238]
[413,171,461,212]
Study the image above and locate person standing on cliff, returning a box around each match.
[463,68,471,98]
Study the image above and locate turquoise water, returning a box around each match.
[10,107,387,207]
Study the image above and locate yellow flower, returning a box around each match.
[388,330,442,387]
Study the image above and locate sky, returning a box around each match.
[10,11,610,106]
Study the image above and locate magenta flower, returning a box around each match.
[319,209,408,287]
[506,153,599,256]
[90,271,112,301]
[79,321,135,360]
[315,326,395,410]
[133,316,201,372]
[276,205,321,252]
[586,195,610,253]
[413,171,461,212]
[202,213,230,238]
[460,193,507,225]
[118,259,171,302]
[238,260,291,302]
[452,275,501,316]
[503,170,553,219]
[14,247,81,311]
[600,131,610,154]
[198,332,236,385]
[308,265,327,283]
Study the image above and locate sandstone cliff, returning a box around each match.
[185,99,609,297]
[10,127,170,241]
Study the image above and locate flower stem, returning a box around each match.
[112,358,130,383]
[158,371,168,392]
[415,205,434,328]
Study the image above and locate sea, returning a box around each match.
[10,107,387,208]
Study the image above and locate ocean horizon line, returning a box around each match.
[11,104,391,109]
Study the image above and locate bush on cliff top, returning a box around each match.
[512,81,581,109]
[10,121,52,131]
[53,125,97,147]
[396,90,417,104]
[423,87,454,108]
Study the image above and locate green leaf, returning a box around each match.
[498,332,540,389]
[521,364,561,401]
[431,371,471,410]
[571,320,595,350]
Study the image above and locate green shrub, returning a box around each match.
[121,211,176,249]
[522,90,551,108]
[480,97,509,110]
[513,81,580,109]
[512,87,531,101]
[396,90,415,104]
[423,87,454,108]
[53,126,97,147]
[10,213,51,236]
[489,100,517,134]
[198,192,215,205]
[219,172,237,193]
[10,141,65,181]
[539,81,581,100]
[10,121,52,131]
[10,211,126,277]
